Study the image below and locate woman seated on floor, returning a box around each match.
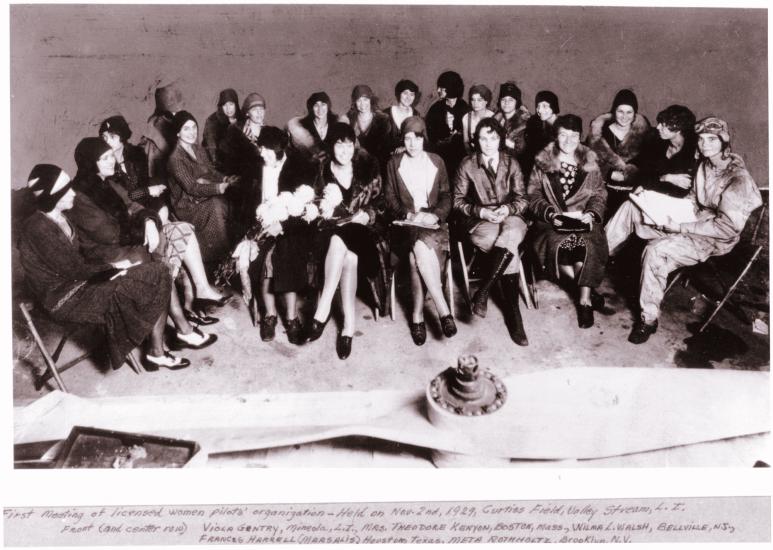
[385,116,456,346]
[19,164,189,371]
[631,104,697,197]
[166,111,240,266]
[527,114,608,329]
[305,123,388,359]
[67,137,221,367]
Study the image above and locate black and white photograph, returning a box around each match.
[6,0,769,478]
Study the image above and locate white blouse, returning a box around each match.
[261,156,286,203]
[398,152,437,212]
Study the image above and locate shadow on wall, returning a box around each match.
[9,4,768,187]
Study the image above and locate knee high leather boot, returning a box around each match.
[500,273,529,346]
[471,247,514,318]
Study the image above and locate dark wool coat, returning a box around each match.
[384,151,451,260]
[69,173,160,265]
[19,212,170,369]
[347,111,392,174]
[113,143,166,213]
[527,143,608,287]
[219,120,263,232]
[247,153,318,294]
[425,99,469,179]
[312,150,390,312]
[493,106,532,157]
[521,115,556,178]
[166,143,232,263]
[586,112,651,184]
[453,151,529,232]
[632,130,697,197]
[383,106,421,154]
[287,113,348,161]
[141,112,176,179]
[202,110,234,170]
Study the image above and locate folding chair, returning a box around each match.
[454,239,538,312]
[18,301,145,393]
[664,204,767,333]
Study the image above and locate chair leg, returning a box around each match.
[528,252,539,310]
[389,272,396,322]
[456,241,472,310]
[125,351,145,374]
[664,270,684,296]
[445,257,455,319]
[18,303,68,393]
[698,246,762,333]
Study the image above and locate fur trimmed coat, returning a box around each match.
[587,112,651,186]
[493,106,532,157]
[527,143,609,287]
[287,114,349,161]
[311,150,390,313]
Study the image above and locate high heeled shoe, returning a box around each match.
[192,296,230,311]
[142,352,191,371]
[183,309,219,326]
[168,327,218,350]
[409,321,426,346]
[285,318,304,345]
[305,317,329,343]
[440,315,457,337]
[336,334,353,359]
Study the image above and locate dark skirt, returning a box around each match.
[531,220,608,288]
[311,221,391,314]
[173,196,232,264]
[53,262,171,369]
[248,220,313,294]
[389,222,450,265]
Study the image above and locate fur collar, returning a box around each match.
[588,112,650,146]
[533,143,599,174]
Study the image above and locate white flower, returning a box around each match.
[322,183,343,207]
[303,203,320,223]
[294,184,315,205]
[256,203,274,226]
[286,193,305,217]
[269,201,289,222]
[276,191,294,208]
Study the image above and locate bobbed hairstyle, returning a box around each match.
[473,117,505,148]
[257,126,289,160]
[656,105,696,136]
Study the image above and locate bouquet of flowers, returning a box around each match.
[214,184,344,307]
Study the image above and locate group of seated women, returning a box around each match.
[19,71,761,372]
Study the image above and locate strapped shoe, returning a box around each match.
[409,321,427,346]
[260,315,278,342]
[305,317,329,343]
[142,352,191,372]
[169,327,218,350]
[628,319,658,344]
[286,318,304,345]
[440,315,457,338]
[336,334,353,360]
[183,309,219,326]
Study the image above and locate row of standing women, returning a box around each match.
[19,72,761,371]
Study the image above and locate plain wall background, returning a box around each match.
[9,5,768,188]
